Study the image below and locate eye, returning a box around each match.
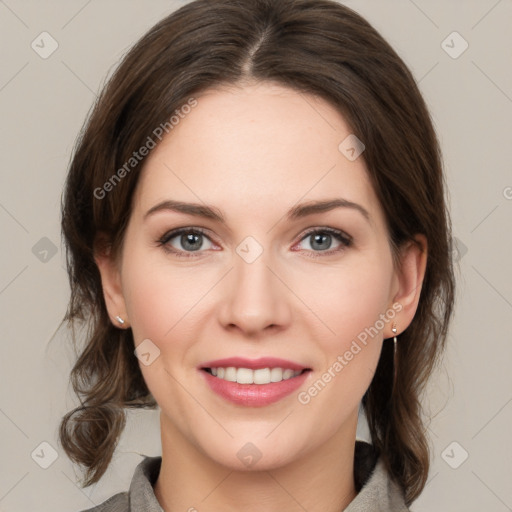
[157,226,352,259]
[294,227,352,257]
[158,228,216,257]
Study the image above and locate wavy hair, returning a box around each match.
[59,0,455,504]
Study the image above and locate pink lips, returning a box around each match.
[199,357,311,407]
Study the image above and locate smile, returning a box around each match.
[199,357,312,407]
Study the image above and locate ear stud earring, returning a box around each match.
[115,315,125,325]
[391,323,398,390]
[391,323,397,342]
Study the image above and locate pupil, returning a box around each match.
[182,233,201,251]
[311,233,330,251]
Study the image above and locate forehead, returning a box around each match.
[134,82,381,224]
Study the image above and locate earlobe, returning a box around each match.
[94,243,130,328]
[388,234,427,336]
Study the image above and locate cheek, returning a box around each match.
[121,248,203,350]
[298,256,393,341]
[298,255,393,391]
[123,269,169,342]
[121,251,208,417]
[339,270,392,341]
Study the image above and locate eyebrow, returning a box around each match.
[144,198,371,223]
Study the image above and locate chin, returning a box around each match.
[196,431,309,473]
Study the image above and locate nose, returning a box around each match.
[217,251,292,337]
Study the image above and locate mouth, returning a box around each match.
[199,357,312,407]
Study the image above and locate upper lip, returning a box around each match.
[200,357,310,371]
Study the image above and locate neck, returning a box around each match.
[154,413,358,512]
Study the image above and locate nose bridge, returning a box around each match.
[219,244,290,334]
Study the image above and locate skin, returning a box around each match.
[95,81,427,512]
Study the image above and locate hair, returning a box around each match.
[59,0,455,505]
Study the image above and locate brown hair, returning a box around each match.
[59,0,455,504]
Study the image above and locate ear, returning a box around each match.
[94,236,129,329]
[386,234,427,337]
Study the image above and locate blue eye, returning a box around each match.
[157,226,352,258]
[158,228,214,257]
[295,228,352,257]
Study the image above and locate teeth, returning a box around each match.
[283,369,295,379]
[224,367,237,382]
[253,368,270,384]
[237,367,253,384]
[270,367,283,382]
[208,366,302,384]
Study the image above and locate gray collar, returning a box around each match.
[344,457,410,511]
[85,442,409,511]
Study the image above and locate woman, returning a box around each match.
[59,0,455,510]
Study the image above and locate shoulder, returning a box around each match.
[76,454,163,512]
[78,492,129,512]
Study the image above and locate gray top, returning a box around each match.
[79,443,409,512]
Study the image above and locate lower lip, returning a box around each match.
[200,369,310,407]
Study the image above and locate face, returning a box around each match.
[100,82,418,471]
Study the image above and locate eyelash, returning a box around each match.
[157,226,353,259]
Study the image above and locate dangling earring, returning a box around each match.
[115,315,125,326]
[391,323,398,391]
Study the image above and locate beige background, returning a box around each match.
[0,0,511,511]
